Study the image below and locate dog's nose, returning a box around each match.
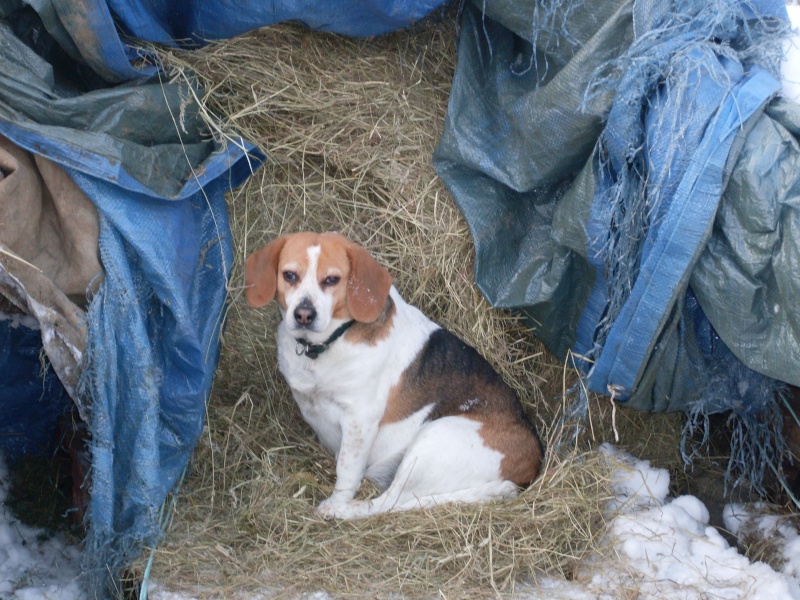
[294,299,317,326]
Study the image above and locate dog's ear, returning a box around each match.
[245,237,287,308]
[345,243,393,323]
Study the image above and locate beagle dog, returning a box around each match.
[245,232,543,519]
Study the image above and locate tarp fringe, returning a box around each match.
[582,0,788,366]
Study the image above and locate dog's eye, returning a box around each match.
[283,271,298,284]
[322,275,341,287]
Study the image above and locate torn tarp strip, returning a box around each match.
[581,66,781,400]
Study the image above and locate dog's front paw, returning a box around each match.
[317,495,368,520]
[316,497,342,519]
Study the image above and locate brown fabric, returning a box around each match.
[0,134,102,414]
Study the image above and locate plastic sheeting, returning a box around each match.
[18,0,446,82]
[0,314,73,462]
[434,0,798,489]
[435,0,795,407]
[0,0,262,595]
[0,0,448,594]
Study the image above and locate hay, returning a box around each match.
[732,503,800,572]
[159,16,553,409]
[135,14,687,597]
[153,405,613,597]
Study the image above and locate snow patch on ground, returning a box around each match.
[725,502,800,579]
[569,444,800,599]
[0,455,84,599]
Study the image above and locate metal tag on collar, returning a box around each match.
[296,339,326,359]
[304,344,326,359]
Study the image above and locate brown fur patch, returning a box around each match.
[379,329,543,485]
[341,238,392,323]
[380,386,416,426]
[380,361,428,427]
[245,236,288,308]
[345,297,395,347]
[469,414,543,486]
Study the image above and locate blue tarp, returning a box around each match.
[5,0,798,594]
[434,0,798,492]
[0,27,261,595]
[0,0,444,596]
[42,0,445,82]
[0,316,73,461]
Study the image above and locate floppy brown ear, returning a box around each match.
[346,243,393,323]
[244,237,287,308]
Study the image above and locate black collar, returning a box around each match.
[294,320,355,359]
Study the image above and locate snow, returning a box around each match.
[782,4,800,103]
[724,502,800,579]
[566,444,800,600]
[0,455,84,599]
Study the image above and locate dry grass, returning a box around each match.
[727,503,800,572]
[152,399,614,597]
[133,14,687,597]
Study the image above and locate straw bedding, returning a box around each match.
[138,14,686,597]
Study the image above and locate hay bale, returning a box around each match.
[136,15,687,597]
[161,17,552,409]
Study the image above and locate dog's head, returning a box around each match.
[244,232,393,338]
